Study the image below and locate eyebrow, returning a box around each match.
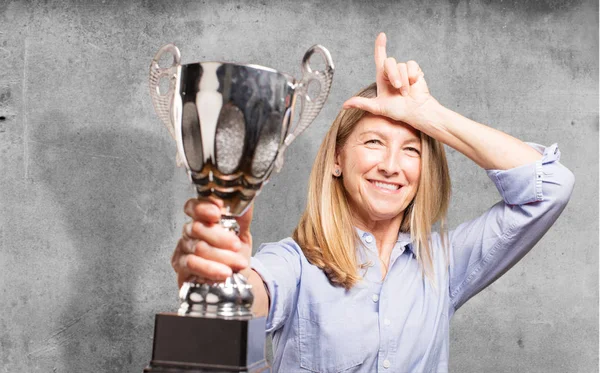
[403,137,421,146]
[359,130,420,145]
[359,130,385,137]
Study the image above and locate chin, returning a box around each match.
[369,209,405,222]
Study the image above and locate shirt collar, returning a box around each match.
[354,227,416,258]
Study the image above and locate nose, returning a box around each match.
[377,147,403,176]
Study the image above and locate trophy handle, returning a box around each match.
[275,45,334,172]
[149,44,184,165]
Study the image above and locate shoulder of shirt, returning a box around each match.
[256,237,306,257]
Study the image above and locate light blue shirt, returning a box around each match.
[251,143,574,373]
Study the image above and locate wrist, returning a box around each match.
[412,97,447,134]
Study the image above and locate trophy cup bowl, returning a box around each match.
[145,43,334,372]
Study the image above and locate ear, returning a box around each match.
[334,148,342,167]
[333,151,342,176]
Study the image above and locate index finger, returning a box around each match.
[184,198,222,224]
[374,32,387,72]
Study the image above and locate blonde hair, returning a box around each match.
[292,83,451,289]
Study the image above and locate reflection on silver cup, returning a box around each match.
[149,44,334,319]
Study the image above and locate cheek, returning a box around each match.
[402,158,422,183]
[356,150,384,172]
[344,148,381,174]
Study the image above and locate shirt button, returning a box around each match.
[365,235,373,243]
[384,318,391,326]
[372,294,379,302]
[383,359,391,368]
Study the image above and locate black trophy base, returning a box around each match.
[144,312,269,373]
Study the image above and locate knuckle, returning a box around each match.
[186,239,198,254]
[182,222,194,238]
[205,262,226,279]
[190,221,203,236]
[172,241,184,265]
[195,240,211,256]
[184,199,196,213]
[174,254,191,273]
[183,254,193,270]
[171,253,179,271]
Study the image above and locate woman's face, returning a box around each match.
[336,114,422,227]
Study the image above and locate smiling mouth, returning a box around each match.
[369,179,402,191]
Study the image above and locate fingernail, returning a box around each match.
[401,87,408,96]
[239,259,249,268]
[394,80,402,88]
[184,203,193,216]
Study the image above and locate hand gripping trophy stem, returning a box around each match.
[149,44,334,320]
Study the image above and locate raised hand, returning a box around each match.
[171,199,253,288]
[343,33,438,128]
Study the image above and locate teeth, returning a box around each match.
[373,181,399,191]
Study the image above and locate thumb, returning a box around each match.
[342,97,383,116]
[236,203,254,237]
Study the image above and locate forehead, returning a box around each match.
[353,114,420,140]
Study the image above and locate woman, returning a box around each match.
[172,33,574,372]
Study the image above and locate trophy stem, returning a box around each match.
[220,216,240,235]
[178,216,253,319]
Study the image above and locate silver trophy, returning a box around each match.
[145,43,333,372]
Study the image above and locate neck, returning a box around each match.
[354,214,404,256]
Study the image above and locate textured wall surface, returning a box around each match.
[0,0,597,372]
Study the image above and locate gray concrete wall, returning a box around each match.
[0,0,597,372]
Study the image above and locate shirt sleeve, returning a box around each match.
[448,143,575,311]
[250,238,303,332]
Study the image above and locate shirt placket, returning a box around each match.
[378,242,409,371]
[362,232,409,372]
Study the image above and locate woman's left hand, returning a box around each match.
[345,33,543,171]
[343,33,439,128]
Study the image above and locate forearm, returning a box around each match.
[417,101,542,170]
[449,144,574,309]
[242,267,270,318]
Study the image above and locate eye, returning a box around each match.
[365,139,383,145]
[405,146,421,155]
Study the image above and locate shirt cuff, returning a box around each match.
[486,143,560,206]
[250,256,278,331]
